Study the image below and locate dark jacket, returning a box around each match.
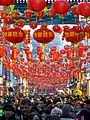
[0,115,17,120]
[77,108,90,120]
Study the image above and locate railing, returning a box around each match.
[14,0,90,4]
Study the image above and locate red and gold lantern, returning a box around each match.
[36,11,44,20]
[11,10,20,20]
[4,27,26,43]
[24,9,32,20]
[17,19,25,28]
[10,48,18,60]
[48,8,56,19]
[33,23,55,44]
[1,11,8,19]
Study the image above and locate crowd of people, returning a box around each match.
[0,94,89,120]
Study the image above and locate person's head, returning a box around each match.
[3,104,14,118]
[20,99,32,118]
[51,107,62,117]
[62,104,76,119]
[55,102,62,108]
[85,99,90,108]
[38,100,45,109]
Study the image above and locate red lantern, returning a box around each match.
[36,11,44,20]
[0,46,7,58]
[24,39,30,44]
[1,26,8,32]
[52,25,62,33]
[26,51,32,61]
[51,46,57,51]
[1,11,8,19]
[28,0,46,11]
[4,15,13,25]
[64,44,70,50]
[29,21,38,29]
[38,51,45,62]
[60,49,66,54]
[4,28,26,43]
[48,8,56,19]
[37,46,43,52]
[71,5,79,16]
[78,2,90,18]
[52,51,59,62]
[52,0,70,15]
[81,67,86,72]
[17,19,25,28]
[33,23,55,44]
[67,49,73,59]
[63,26,85,43]
[0,0,14,5]
[24,9,32,20]
[77,47,84,58]
[10,48,18,60]
[11,10,20,20]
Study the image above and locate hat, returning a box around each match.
[84,99,90,104]
[51,107,62,115]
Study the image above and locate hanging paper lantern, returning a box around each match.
[51,46,57,51]
[52,25,62,33]
[36,11,44,20]
[28,0,46,11]
[24,39,30,44]
[63,26,85,43]
[77,47,84,58]
[17,19,25,28]
[4,28,26,43]
[4,15,13,25]
[26,51,32,61]
[60,49,66,54]
[0,46,7,58]
[11,10,20,20]
[37,46,43,52]
[67,49,73,59]
[29,21,38,29]
[38,51,45,62]
[71,5,80,16]
[0,0,14,5]
[33,23,55,44]
[64,44,70,50]
[52,0,70,16]
[10,48,19,60]
[48,8,56,20]
[1,26,8,32]
[52,51,59,62]
[1,11,8,19]
[78,2,90,18]
[24,9,32,20]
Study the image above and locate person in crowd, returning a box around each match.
[60,104,76,120]
[20,98,41,120]
[51,107,62,117]
[76,99,90,120]
[45,115,60,120]
[0,102,4,117]
[0,103,16,120]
